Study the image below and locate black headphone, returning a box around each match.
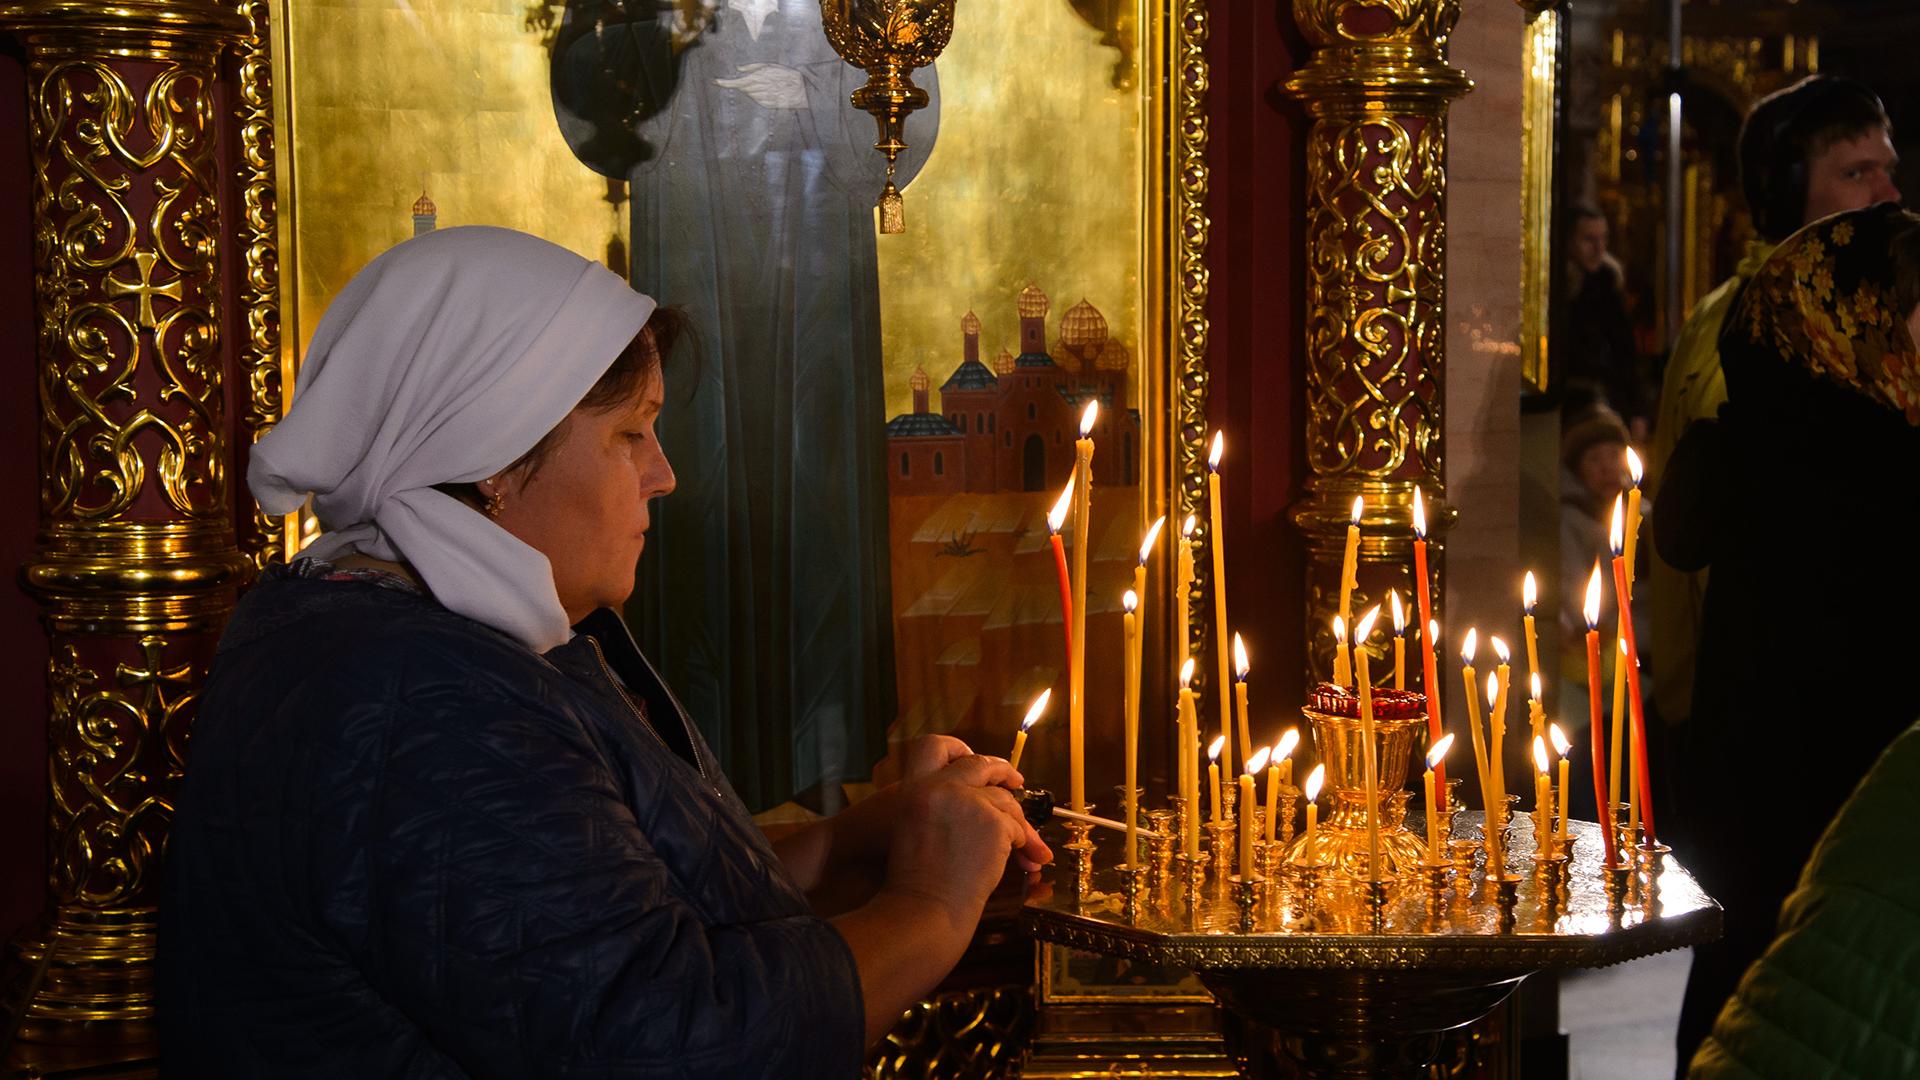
[1744,75,1888,242]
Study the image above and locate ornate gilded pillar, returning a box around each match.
[2,0,251,1058]
[1285,0,1473,687]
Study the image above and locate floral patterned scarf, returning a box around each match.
[1728,203,1920,424]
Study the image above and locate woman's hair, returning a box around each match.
[437,305,688,507]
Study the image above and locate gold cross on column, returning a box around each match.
[104,250,184,330]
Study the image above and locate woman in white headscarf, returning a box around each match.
[159,227,1048,1079]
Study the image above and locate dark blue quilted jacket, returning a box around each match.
[159,567,863,1077]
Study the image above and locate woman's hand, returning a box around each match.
[833,755,1053,1045]
[899,734,973,782]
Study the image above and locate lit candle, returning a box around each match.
[1522,570,1541,707]
[1232,633,1252,770]
[1390,589,1407,691]
[1333,614,1350,690]
[1354,605,1384,882]
[1177,514,1197,668]
[1489,635,1513,855]
[1068,402,1097,812]
[1122,589,1140,867]
[1268,729,1300,843]
[1133,517,1165,664]
[1550,722,1573,850]
[1413,487,1445,804]
[1207,735,1226,825]
[1609,495,1657,846]
[1241,747,1269,877]
[1179,657,1199,855]
[1532,735,1552,855]
[1338,495,1363,626]
[1010,688,1050,771]
[1046,478,1075,667]
[1583,563,1618,866]
[1425,732,1456,861]
[1302,764,1325,851]
[1206,432,1233,782]
[1460,628,1493,825]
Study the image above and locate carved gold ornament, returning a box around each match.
[818,0,956,232]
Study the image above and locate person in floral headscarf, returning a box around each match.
[1661,202,1920,1070]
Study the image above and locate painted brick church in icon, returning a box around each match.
[885,285,1140,497]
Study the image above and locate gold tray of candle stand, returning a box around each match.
[1021,816,1721,1077]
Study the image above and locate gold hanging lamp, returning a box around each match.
[818,0,955,233]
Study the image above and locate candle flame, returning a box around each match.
[1626,446,1644,486]
[1428,619,1440,646]
[1427,732,1455,769]
[1181,513,1199,538]
[1523,570,1537,613]
[1619,635,1629,655]
[1232,633,1250,680]
[1180,656,1196,688]
[1584,563,1604,629]
[1486,671,1499,708]
[1274,728,1300,761]
[1355,604,1382,643]
[1047,477,1075,534]
[1021,689,1051,731]
[1123,588,1138,615]
[1138,515,1166,565]
[1413,485,1427,538]
[1246,746,1271,774]
[1305,764,1326,801]
[1207,430,1224,470]
[1207,735,1225,762]
[1530,671,1542,703]
[1490,635,1510,665]
[1609,493,1625,556]
[1390,589,1406,634]
[1532,735,1550,774]
[1079,399,1099,437]
[1332,613,1346,645]
[1461,626,1478,664]
[1550,722,1572,757]
[1349,495,1364,526]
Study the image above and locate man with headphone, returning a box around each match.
[1649,75,1899,767]
[1652,74,1900,1074]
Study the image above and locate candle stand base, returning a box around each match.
[1168,795,1190,853]
[1062,821,1095,899]
[1447,837,1479,880]
[1116,864,1147,924]
[1025,817,1720,1080]
[1231,876,1259,933]
[1418,862,1452,909]
[1204,819,1235,881]
[1276,781,1300,846]
[1144,811,1175,891]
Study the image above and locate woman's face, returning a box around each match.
[1577,440,1625,502]
[493,361,675,623]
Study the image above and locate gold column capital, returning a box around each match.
[0,0,248,59]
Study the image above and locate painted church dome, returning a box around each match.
[1017,283,1050,319]
[1061,298,1109,351]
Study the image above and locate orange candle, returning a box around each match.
[1046,479,1075,669]
[1412,487,1445,804]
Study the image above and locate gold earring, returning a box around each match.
[484,487,506,518]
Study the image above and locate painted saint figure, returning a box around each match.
[551,0,938,811]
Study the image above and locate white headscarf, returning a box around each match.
[250,226,656,652]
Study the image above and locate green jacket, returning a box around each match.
[1689,721,1920,1078]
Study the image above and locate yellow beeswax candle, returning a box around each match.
[1333,614,1351,688]
[1179,658,1199,855]
[1390,589,1407,690]
[1011,689,1050,771]
[1338,495,1363,626]
[1551,723,1573,850]
[1302,764,1325,851]
[1532,736,1551,854]
[1425,732,1455,863]
[1177,515,1197,667]
[1354,605,1384,882]
[1207,433,1232,782]
[1522,570,1541,698]
[1232,633,1252,769]
[1122,590,1139,867]
[1207,736,1225,825]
